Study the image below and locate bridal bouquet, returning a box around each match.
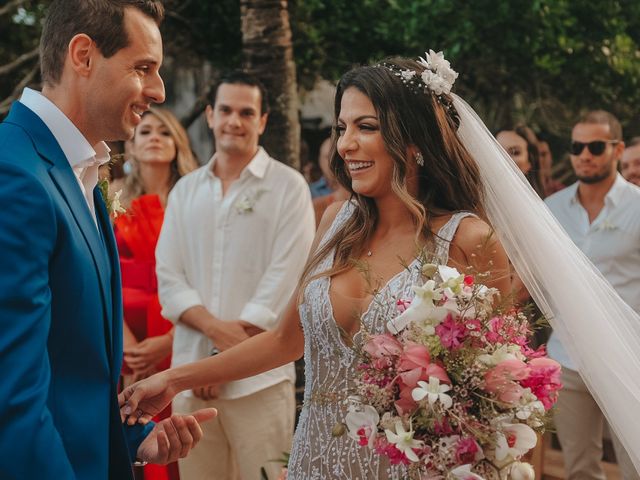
[343,264,561,479]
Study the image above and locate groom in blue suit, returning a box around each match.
[0,1,215,479]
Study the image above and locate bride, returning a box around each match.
[120,52,640,477]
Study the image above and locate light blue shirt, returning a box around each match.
[545,174,640,370]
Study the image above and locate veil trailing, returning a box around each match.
[452,94,640,468]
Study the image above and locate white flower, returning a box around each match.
[384,421,422,462]
[478,344,524,367]
[599,219,617,231]
[494,423,538,461]
[416,49,458,95]
[387,279,442,333]
[439,265,464,294]
[345,404,380,448]
[411,376,453,409]
[234,188,266,214]
[400,69,416,81]
[509,462,536,480]
[515,389,545,421]
[110,189,126,218]
[450,464,487,480]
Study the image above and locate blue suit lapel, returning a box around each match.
[6,102,114,358]
[94,188,124,381]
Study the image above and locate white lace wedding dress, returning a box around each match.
[287,202,473,479]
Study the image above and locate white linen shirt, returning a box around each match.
[157,147,315,399]
[19,88,110,225]
[545,174,640,370]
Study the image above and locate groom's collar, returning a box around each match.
[19,87,109,168]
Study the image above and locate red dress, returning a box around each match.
[115,194,179,480]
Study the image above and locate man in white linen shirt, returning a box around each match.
[545,110,640,480]
[156,70,315,480]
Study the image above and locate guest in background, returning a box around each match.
[115,107,199,480]
[621,137,640,187]
[312,137,350,226]
[496,125,545,198]
[537,131,565,196]
[155,71,315,480]
[546,110,640,480]
[309,137,335,198]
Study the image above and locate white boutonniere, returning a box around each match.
[599,219,617,231]
[98,178,126,218]
[235,188,266,214]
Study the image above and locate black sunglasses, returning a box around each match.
[570,140,619,156]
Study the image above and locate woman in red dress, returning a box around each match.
[115,107,198,480]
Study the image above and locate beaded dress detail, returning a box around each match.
[287,202,473,479]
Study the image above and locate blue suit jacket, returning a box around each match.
[0,102,153,479]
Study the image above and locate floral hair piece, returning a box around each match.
[376,50,461,129]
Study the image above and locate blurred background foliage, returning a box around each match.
[2,0,640,138]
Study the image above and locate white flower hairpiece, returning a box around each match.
[416,49,459,95]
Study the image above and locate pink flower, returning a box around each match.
[484,359,530,404]
[520,357,562,409]
[396,298,411,313]
[398,342,431,371]
[373,436,411,465]
[364,333,403,359]
[455,436,481,464]
[435,313,467,349]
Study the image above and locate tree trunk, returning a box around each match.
[240,0,300,169]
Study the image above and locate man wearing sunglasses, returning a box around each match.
[545,111,640,480]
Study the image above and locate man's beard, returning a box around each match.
[576,170,612,184]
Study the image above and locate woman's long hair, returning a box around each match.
[121,107,198,206]
[299,58,487,294]
[496,124,545,198]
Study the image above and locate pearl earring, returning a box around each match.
[415,152,424,166]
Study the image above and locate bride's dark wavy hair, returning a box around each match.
[299,57,487,294]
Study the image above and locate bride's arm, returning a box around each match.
[119,201,346,423]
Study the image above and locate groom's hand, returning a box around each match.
[136,408,217,464]
[119,371,176,425]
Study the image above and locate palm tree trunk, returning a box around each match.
[240,0,300,169]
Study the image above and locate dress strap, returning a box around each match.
[317,200,355,250]
[433,211,476,264]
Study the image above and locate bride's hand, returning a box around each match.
[119,370,177,425]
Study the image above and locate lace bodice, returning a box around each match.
[288,202,473,479]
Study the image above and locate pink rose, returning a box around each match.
[364,333,403,359]
[484,358,530,404]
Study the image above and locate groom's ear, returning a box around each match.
[67,33,97,78]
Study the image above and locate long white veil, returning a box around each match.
[452,94,640,467]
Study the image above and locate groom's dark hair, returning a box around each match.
[40,0,164,86]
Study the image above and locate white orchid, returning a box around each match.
[384,420,422,462]
[509,461,536,480]
[449,464,486,480]
[387,279,442,333]
[515,389,545,421]
[411,376,453,409]
[345,404,380,448]
[494,423,538,461]
[478,344,524,367]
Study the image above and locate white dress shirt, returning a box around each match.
[157,147,315,399]
[19,88,110,224]
[545,174,640,370]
